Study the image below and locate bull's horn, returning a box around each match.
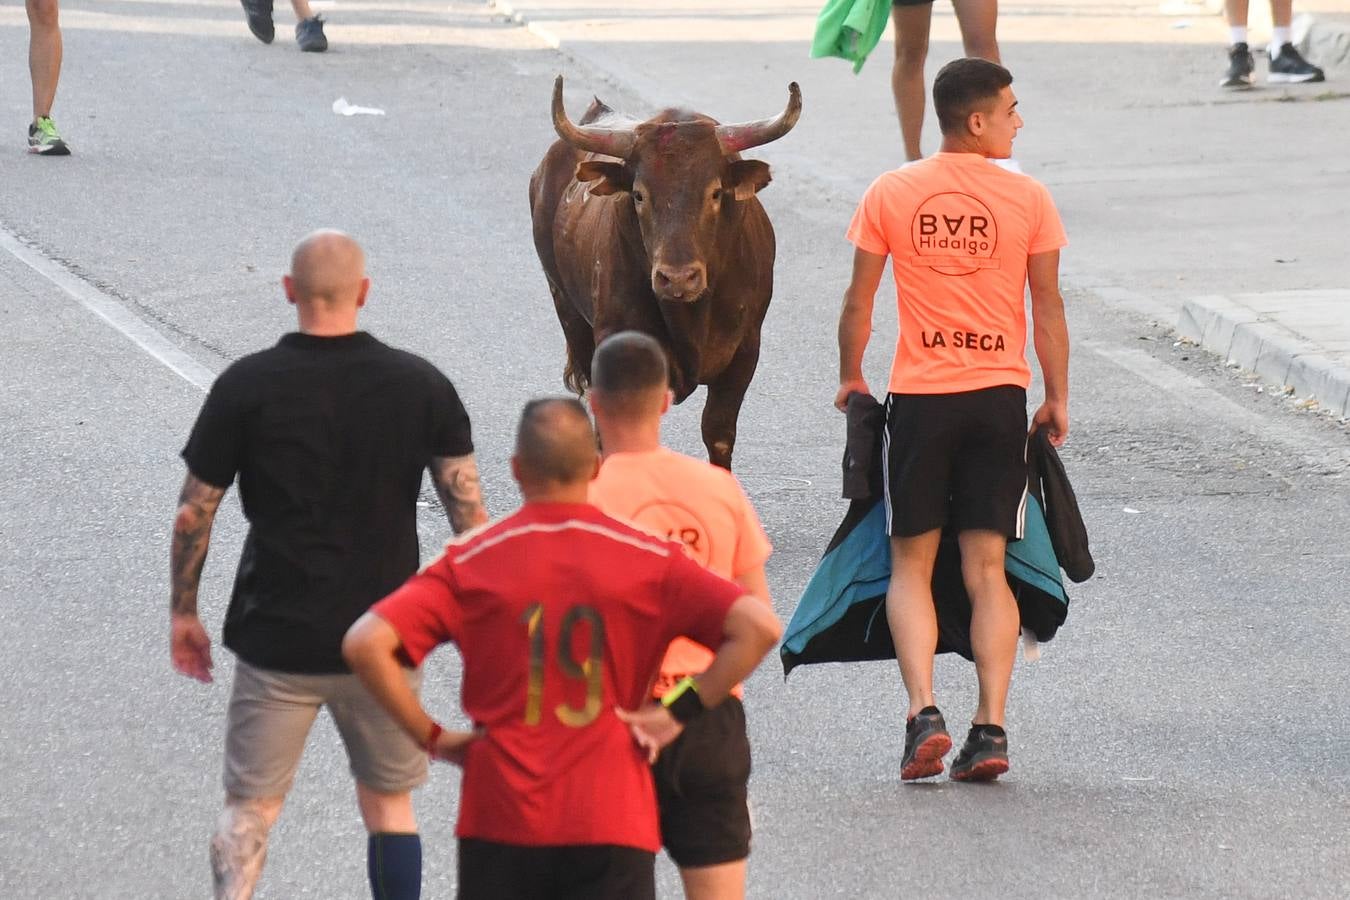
[715,82,802,154]
[552,75,635,159]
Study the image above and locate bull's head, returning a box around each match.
[552,76,801,303]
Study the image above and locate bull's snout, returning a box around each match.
[652,263,707,301]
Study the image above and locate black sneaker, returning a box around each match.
[1268,43,1325,84]
[950,724,1010,782]
[296,16,328,52]
[901,706,952,781]
[241,0,274,44]
[1221,42,1254,89]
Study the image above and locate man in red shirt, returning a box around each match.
[343,397,782,899]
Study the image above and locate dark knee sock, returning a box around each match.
[367,832,422,900]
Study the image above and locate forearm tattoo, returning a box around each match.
[431,454,487,533]
[171,475,226,616]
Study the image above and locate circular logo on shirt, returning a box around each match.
[628,499,713,568]
[910,192,999,277]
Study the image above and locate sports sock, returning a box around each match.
[1270,26,1291,54]
[367,832,422,900]
[1229,25,1248,46]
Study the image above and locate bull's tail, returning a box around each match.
[563,350,590,397]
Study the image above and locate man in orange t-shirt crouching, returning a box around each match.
[588,331,774,900]
[835,58,1070,783]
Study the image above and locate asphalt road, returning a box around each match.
[2,1,1348,898]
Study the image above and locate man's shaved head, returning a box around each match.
[590,331,670,418]
[288,229,367,306]
[515,397,597,486]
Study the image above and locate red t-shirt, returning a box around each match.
[372,501,744,852]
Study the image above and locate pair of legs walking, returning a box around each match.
[212,661,426,899]
[889,528,1017,782]
[213,785,420,900]
[26,0,69,155]
[891,0,1000,161]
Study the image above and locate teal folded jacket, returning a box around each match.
[811,0,892,74]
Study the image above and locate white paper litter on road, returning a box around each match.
[1123,507,1141,514]
[332,97,386,117]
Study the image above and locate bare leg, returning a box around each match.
[26,0,62,119]
[679,860,747,900]
[1269,0,1292,28]
[211,795,285,900]
[290,0,313,19]
[886,530,943,719]
[952,0,1000,62]
[957,529,1019,727]
[1225,0,1250,27]
[355,784,416,833]
[890,3,933,161]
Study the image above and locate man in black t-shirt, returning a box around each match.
[170,230,487,900]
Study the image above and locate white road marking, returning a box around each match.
[0,225,450,544]
[0,224,216,392]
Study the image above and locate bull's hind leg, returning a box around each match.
[548,282,596,396]
[701,337,761,471]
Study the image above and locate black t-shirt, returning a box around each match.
[182,331,474,673]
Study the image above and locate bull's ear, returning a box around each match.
[726,160,772,200]
[575,161,632,196]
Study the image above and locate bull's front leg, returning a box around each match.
[701,336,761,471]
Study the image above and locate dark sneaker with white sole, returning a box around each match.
[1221,42,1254,89]
[296,16,328,52]
[241,0,275,43]
[901,706,952,781]
[950,724,1010,782]
[1268,43,1324,84]
[27,117,70,156]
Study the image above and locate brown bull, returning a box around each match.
[529,76,801,470]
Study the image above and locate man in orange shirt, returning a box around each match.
[835,58,1069,783]
[588,331,773,900]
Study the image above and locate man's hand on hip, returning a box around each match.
[171,612,214,683]
[1030,401,1069,447]
[835,378,872,412]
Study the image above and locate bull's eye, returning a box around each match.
[632,190,645,204]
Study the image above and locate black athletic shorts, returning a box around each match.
[893,0,936,7]
[457,839,655,900]
[883,385,1029,539]
[653,696,752,868]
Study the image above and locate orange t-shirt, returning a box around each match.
[846,152,1068,394]
[589,447,773,699]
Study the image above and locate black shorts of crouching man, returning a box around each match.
[653,695,753,868]
[883,385,1029,539]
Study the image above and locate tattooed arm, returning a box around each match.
[430,453,488,534]
[170,472,227,683]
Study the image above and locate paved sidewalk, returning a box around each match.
[490,0,1350,423]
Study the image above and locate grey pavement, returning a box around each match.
[496,0,1350,422]
[2,0,1350,898]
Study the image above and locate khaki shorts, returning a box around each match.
[223,659,428,798]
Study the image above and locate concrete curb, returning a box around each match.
[1178,295,1350,419]
[1300,13,1350,74]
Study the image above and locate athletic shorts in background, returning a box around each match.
[457,839,656,900]
[883,385,1028,539]
[223,659,427,797]
[653,697,753,868]
[893,0,936,6]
